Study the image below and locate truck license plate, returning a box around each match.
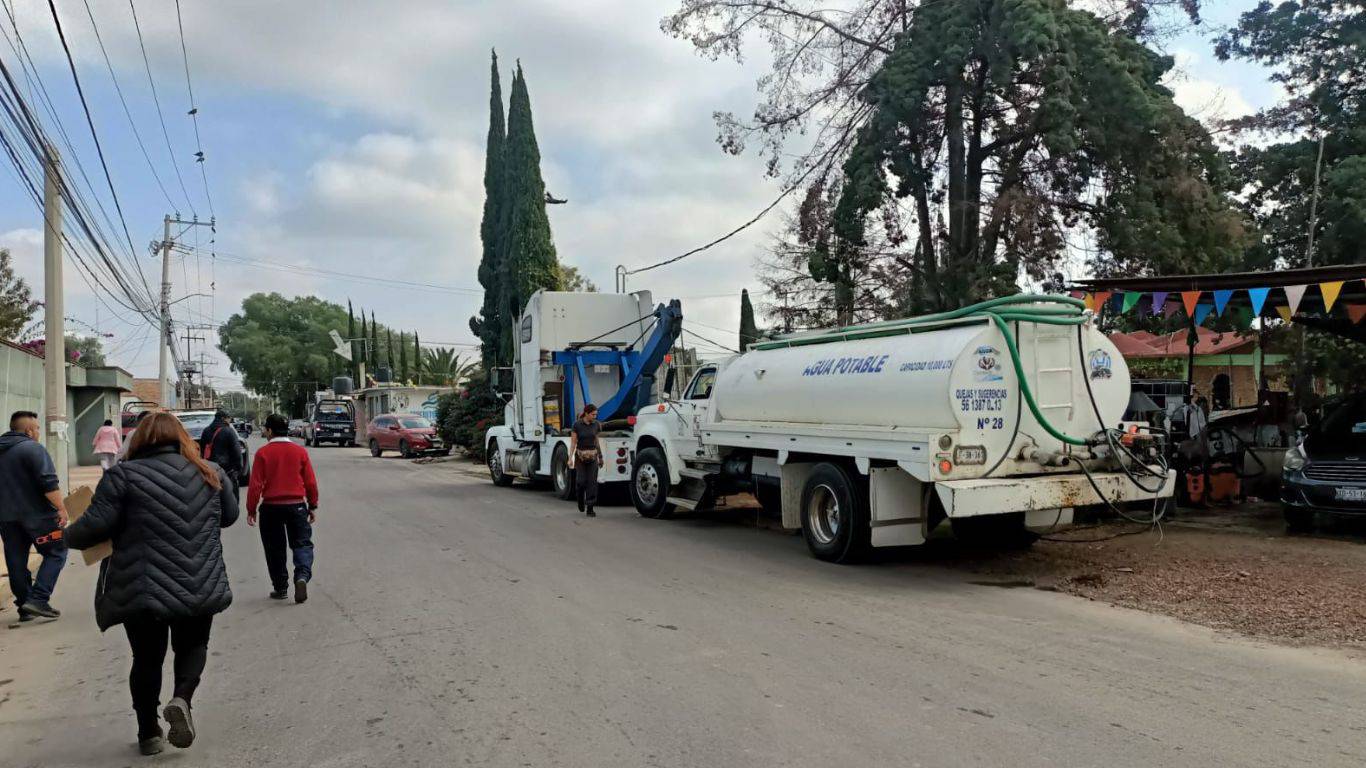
[1335,487,1366,502]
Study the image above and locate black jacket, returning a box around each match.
[0,431,60,523]
[199,418,244,479]
[65,445,239,631]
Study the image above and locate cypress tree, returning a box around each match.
[386,328,394,371]
[360,311,370,373]
[370,311,379,374]
[471,50,508,371]
[347,300,359,383]
[499,62,560,361]
[413,331,422,385]
[739,289,758,351]
[399,331,409,383]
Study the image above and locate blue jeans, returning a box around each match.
[258,503,313,591]
[1,517,67,608]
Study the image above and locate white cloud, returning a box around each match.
[1165,49,1255,126]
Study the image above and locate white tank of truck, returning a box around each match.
[712,320,1131,466]
[628,296,1173,564]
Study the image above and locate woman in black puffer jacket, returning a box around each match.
[66,411,238,756]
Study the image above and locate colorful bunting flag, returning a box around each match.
[1232,306,1254,329]
[1284,284,1307,315]
[1083,293,1096,312]
[1213,289,1234,316]
[1068,289,1084,299]
[1276,306,1294,324]
[1150,291,1168,316]
[1247,287,1270,316]
[1121,292,1141,313]
[1321,280,1344,312]
[1181,291,1201,317]
[1348,304,1366,324]
[1193,304,1214,326]
[1093,291,1113,314]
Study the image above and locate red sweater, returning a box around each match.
[248,439,319,512]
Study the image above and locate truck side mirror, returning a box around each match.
[662,367,677,396]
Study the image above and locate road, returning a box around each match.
[3,441,1365,767]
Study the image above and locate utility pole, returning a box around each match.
[157,214,214,407]
[42,146,68,487]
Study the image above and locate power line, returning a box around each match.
[80,0,175,210]
[173,0,213,219]
[206,250,483,294]
[129,0,195,217]
[682,327,738,354]
[44,0,142,276]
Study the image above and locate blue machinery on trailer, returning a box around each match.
[553,299,684,423]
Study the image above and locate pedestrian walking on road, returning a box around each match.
[0,410,69,622]
[198,409,245,494]
[64,412,238,756]
[247,413,318,603]
[568,403,603,517]
[92,418,122,469]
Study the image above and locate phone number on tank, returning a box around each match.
[955,387,1008,412]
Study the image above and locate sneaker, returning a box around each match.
[16,604,34,622]
[138,731,165,756]
[269,589,288,600]
[162,698,195,749]
[20,601,59,619]
[586,507,596,517]
[294,578,308,604]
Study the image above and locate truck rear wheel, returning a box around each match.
[552,444,575,500]
[800,463,870,563]
[631,447,675,519]
[488,439,515,486]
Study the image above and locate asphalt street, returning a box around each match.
[2,440,1365,767]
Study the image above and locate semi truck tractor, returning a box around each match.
[627,295,1175,562]
[485,289,682,497]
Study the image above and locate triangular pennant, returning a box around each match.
[1193,304,1214,326]
[1284,284,1307,315]
[1121,292,1141,313]
[1246,287,1270,316]
[1275,306,1293,324]
[1232,306,1254,329]
[1349,304,1366,324]
[1320,280,1344,312]
[1093,291,1113,314]
[1068,289,1084,299]
[1150,291,1169,316]
[1162,301,1181,319]
[1082,293,1096,312]
[1181,291,1201,316]
[1213,289,1234,316]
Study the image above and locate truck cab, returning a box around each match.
[485,289,682,499]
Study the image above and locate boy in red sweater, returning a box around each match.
[247,414,319,603]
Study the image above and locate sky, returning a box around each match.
[0,0,1278,391]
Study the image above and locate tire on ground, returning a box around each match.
[488,439,515,486]
[630,447,675,519]
[551,444,575,500]
[800,462,870,564]
[369,439,382,458]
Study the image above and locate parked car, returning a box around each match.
[120,400,158,438]
[234,420,253,438]
[288,419,308,438]
[174,410,218,440]
[1282,393,1366,531]
[366,413,448,458]
[305,399,357,447]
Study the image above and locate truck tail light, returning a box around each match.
[938,459,953,474]
[617,447,627,457]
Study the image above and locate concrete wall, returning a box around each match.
[67,366,133,466]
[0,342,45,433]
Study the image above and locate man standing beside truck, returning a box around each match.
[568,404,603,517]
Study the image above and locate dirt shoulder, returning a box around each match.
[938,521,1366,649]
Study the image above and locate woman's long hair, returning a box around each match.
[126,412,222,490]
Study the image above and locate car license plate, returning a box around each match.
[1335,487,1366,502]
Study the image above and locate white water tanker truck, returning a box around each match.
[628,295,1175,562]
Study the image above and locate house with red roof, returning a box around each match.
[1108,327,1292,410]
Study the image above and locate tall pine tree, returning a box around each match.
[499,62,560,361]
[471,50,507,371]
[360,311,370,373]
[399,332,409,383]
[413,331,422,385]
[370,311,379,374]
[386,328,395,370]
[347,300,359,383]
[739,289,758,351]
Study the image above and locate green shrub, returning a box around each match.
[437,369,504,461]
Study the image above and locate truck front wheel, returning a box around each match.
[631,447,675,519]
[551,444,575,500]
[488,440,515,487]
[800,463,870,564]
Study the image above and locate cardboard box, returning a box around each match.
[64,485,111,566]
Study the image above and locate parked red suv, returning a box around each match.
[366,413,448,458]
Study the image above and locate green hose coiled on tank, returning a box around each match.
[750,294,1096,446]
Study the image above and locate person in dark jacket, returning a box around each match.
[567,404,603,517]
[65,412,238,756]
[0,410,69,621]
[198,409,244,490]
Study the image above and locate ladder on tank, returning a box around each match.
[1030,327,1078,426]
